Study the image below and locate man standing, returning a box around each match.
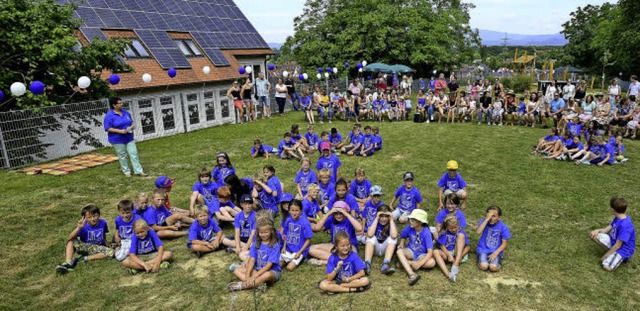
[285,76,300,111]
[256,72,271,119]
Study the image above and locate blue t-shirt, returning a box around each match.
[361,134,375,152]
[291,133,303,144]
[78,219,109,245]
[567,122,583,138]
[400,226,433,257]
[256,187,278,214]
[394,186,423,212]
[207,199,236,218]
[234,211,257,240]
[372,223,390,243]
[249,241,282,272]
[318,182,336,204]
[594,144,614,164]
[349,179,372,200]
[144,205,172,226]
[326,251,366,280]
[436,229,469,252]
[609,142,625,157]
[362,199,384,230]
[266,175,283,204]
[420,81,426,89]
[192,181,218,204]
[283,216,313,256]
[251,144,274,155]
[103,109,134,144]
[609,216,636,259]
[278,139,295,154]
[544,135,559,142]
[429,79,436,89]
[327,194,361,215]
[115,215,141,241]
[549,98,565,113]
[316,155,341,184]
[374,134,382,149]
[134,205,148,218]
[305,132,320,147]
[212,165,235,187]
[435,209,467,228]
[329,133,343,144]
[295,170,318,196]
[302,198,321,219]
[517,102,526,113]
[187,218,222,247]
[300,95,312,107]
[348,132,364,146]
[324,216,358,247]
[476,219,512,254]
[130,229,163,255]
[437,172,467,191]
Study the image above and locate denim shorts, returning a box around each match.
[478,252,502,266]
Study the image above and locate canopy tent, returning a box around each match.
[363,63,393,73]
[512,55,536,64]
[554,66,584,74]
[390,64,415,74]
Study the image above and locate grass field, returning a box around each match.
[1,112,639,311]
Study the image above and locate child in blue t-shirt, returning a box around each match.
[437,160,468,210]
[590,197,636,271]
[318,231,371,294]
[434,193,467,236]
[189,168,219,216]
[317,169,335,214]
[212,152,236,187]
[358,126,376,157]
[396,209,435,286]
[316,142,341,184]
[342,126,363,156]
[350,168,373,209]
[309,202,363,266]
[609,134,628,163]
[280,199,314,271]
[278,132,303,160]
[389,171,423,224]
[121,219,173,274]
[434,214,470,282]
[55,205,115,274]
[114,199,141,261]
[144,189,193,239]
[305,124,320,153]
[300,88,314,124]
[372,126,382,150]
[533,127,560,155]
[252,174,279,217]
[303,184,322,223]
[227,217,282,291]
[223,194,257,261]
[329,128,344,151]
[187,205,224,257]
[364,204,397,275]
[134,193,149,218]
[263,164,283,205]
[208,186,240,222]
[477,205,511,272]
[565,116,583,139]
[251,139,275,159]
[295,158,317,198]
[326,178,361,217]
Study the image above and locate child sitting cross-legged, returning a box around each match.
[122,219,173,274]
[187,204,224,258]
[589,197,636,271]
[317,231,371,294]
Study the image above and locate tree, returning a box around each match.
[280,0,479,76]
[0,0,130,110]
[607,0,640,78]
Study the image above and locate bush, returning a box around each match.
[509,74,536,93]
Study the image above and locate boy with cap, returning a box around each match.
[222,194,257,260]
[437,160,468,210]
[155,175,190,216]
[396,209,435,286]
[389,172,423,224]
[316,141,341,184]
[590,197,636,271]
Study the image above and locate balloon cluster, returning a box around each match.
[238,65,253,75]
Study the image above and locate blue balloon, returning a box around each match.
[326,67,332,72]
[299,74,304,81]
[268,64,275,71]
[239,67,246,74]
[357,62,363,69]
[318,67,323,73]
[0,90,4,101]
[367,76,371,80]
[108,74,120,85]
[29,81,45,95]
[345,62,350,68]
[168,68,177,78]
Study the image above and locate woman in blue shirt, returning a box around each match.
[103,97,146,177]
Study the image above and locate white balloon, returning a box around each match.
[142,73,152,83]
[317,73,322,79]
[294,70,298,76]
[10,82,26,96]
[433,70,437,75]
[362,61,368,67]
[303,73,308,80]
[358,68,363,73]
[332,68,338,74]
[324,72,329,78]
[245,66,253,74]
[77,76,91,89]
[384,74,388,79]
[203,66,211,75]
[282,70,289,77]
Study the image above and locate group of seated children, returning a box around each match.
[251,123,383,161]
[532,123,628,166]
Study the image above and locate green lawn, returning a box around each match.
[1,113,638,311]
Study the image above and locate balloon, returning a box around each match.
[29,81,45,95]
[345,62,350,68]
[142,73,152,83]
[239,67,246,75]
[268,64,275,71]
[316,73,322,79]
[303,73,308,80]
[318,67,323,73]
[10,82,26,96]
[245,66,253,74]
[299,74,304,81]
[362,61,368,67]
[357,63,362,69]
[367,76,371,80]
[358,68,363,73]
[108,74,120,85]
[77,76,91,89]
[203,66,211,74]
[333,67,338,74]
[282,70,289,77]
[326,67,332,72]
[384,74,387,79]
[324,72,329,78]
[0,90,3,101]
[168,68,177,78]
[433,70,437,75]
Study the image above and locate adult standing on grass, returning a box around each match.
[241,78,255,122]
[256,72,271,119]
[275,78,288,117]
[104,97,147,177]
[227,81,244,124]
[285,76,300,111]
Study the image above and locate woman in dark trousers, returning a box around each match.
[275,78,288,116]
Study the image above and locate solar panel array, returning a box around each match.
[61,0,269,68]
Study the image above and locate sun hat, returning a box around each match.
[408,209,428,224]
[403,171,415,181]
[370,185,383,196]
[320,141,331,151]
[155,176,175,188]
[447,160,459,170]
[332,200,350,212]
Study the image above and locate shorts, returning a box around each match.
[280,251,305,266]
[478,252,503,266]
[233,100,243,109]
[404,248,427,261]
[597,233,625,270]
[506,106,516,113]
[137,251,159,262]
[279,150,291,159]
[443,189,465,197]
[258,96,269,107]
[270,270,282,282]
[115,239,132,261]
[392,208,411,220]
[72,240,115,258]
[226,235,249,244]
[366,236,397,257]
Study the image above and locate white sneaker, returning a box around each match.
[477,122,481,125]
[499,123,503,126]
[426,120,430,123]
[307,258,322,266]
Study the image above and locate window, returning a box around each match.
[174,39,203,57]
[123,39,150,59]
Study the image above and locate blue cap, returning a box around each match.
[281,193,294,203]
[155,176,175,188]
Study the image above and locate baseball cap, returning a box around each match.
[240,194,253,203]
[332,200,350,212]
[155,176,175,188]
[280,192,294,203]
[403,171,415,181]
[408,209,428,224]
[370,185,383,196]
[320,141,331,151]
[447,160,459,170]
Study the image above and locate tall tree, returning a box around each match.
[0,0,129,109]
[608,0,640,77]
[280,0,479,75]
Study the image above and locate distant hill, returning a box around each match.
[479,29,567,46]
[268,42,283,50]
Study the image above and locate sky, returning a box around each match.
[234,0,612,43]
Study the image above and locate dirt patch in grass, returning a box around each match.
[177,256,226,279]
[482,275,542,292]
[118,275,155,287]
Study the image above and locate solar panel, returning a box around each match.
[204,48,230,66]
[80,27,107,43]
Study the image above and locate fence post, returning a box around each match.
[0,124,10,169]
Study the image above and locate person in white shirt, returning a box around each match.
[627,75,639,97]
[562,80,575,101]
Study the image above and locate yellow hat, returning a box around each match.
[408,209,428,224]
[447,160,458,170]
